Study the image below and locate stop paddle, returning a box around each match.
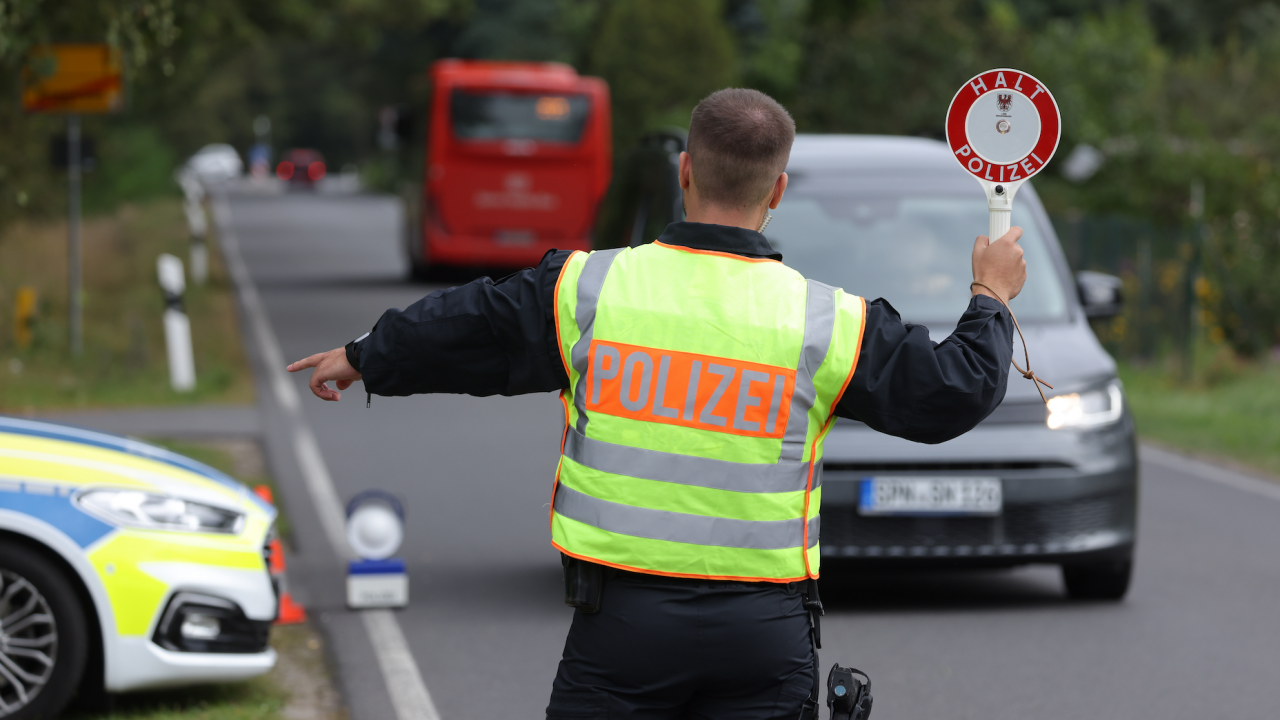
[945,68,1061,243]
[946,68,1061,403]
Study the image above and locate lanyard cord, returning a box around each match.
[970,282,1054,405]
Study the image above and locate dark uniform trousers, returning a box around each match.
[546,570,815,719]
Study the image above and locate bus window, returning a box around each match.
[450,91,590,143]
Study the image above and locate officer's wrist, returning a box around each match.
[970,282,1008,303]
[345,332,369,372]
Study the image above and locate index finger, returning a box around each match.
[287,353,327,373]
[997,226,1024,244]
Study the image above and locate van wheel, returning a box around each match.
[1061,556,1132,601]
[0,540,88,720]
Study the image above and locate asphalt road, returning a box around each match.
[224,188,1280,720]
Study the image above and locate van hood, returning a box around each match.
[923,316,1117,403]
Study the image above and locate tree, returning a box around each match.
[591,0,739,149]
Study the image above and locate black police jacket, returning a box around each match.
[349,222,1015,445]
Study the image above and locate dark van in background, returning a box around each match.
[404,60,612,277]
[599,133,1137,600]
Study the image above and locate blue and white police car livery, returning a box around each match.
[0,416,278,719]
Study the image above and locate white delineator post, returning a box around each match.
[185,197,210,285]
[157,254,196,392]
[176,169,209,286]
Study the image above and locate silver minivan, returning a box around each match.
[600,133,1137,600]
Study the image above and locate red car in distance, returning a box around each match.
[277,148,326,189]
[405,60,612,276]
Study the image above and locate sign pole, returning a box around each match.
[68,113,83,357]
[23,44,125,357]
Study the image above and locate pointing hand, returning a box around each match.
[287,347,362,401]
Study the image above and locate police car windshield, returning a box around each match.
[765,178,1068,323]
[450,90,590,143]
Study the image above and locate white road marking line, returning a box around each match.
[291,426,356,560]
[214,196,442,720]
[363,610,442,720]
[211,200,300,415]
[1141,443,1280,502]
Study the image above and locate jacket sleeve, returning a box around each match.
[350,250,573,397]
[834,295,1015,444]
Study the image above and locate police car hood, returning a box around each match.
[0,416,275,520]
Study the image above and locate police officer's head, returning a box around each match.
[681,88,795,226]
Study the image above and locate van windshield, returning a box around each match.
[450,90,590,142]
[765,179,1068,323]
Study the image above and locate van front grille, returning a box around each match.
[819,492,1132,558]
[824,460,1073,473]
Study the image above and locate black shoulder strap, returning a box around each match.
[798,578,824,719]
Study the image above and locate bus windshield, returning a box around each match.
[450,90,590,143]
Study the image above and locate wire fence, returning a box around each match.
[1052,213,1280,368]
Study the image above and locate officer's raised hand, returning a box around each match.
[971,225,1026,302]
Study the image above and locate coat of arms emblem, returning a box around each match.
[996,94,1013,112]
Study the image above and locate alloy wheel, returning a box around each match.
[0,569,58,718]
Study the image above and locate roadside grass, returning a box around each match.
[67,625,342,720]
[0,198,253,411]
[1120,358,1280,478]
[69,673,286,720]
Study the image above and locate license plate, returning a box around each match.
[494,230,535,246]
[858,477,1002,516]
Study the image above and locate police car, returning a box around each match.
[0,417,278,719]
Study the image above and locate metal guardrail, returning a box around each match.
[1053,213,1278,365]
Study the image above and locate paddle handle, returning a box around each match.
[989,206,1011,243]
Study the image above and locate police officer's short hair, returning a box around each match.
[687,88,795,209]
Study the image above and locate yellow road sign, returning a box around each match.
[14,287,37,349]
[22,44,124,114]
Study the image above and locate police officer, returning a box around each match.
[288,88,1026,719]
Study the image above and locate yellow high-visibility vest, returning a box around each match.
[550,241,866,581]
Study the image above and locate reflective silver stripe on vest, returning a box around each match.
[570,249,624,435]
[554,482,821,550]
[563,427,822,494]
[780,279,837,462]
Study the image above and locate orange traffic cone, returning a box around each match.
[255,485,308,625]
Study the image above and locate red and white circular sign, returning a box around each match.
[946,68,1060,184]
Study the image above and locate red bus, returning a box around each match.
[405,60,612,276]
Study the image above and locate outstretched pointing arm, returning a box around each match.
[288,249,573,401]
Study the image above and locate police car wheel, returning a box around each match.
[1060,557,1133,601]
[0,540,88,720]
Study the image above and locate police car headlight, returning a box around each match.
[1046,380,1124,430]
[77,489,245,534]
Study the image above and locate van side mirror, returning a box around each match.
[394,106,415,143]
[1076,271,1123,319]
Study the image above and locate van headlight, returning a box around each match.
[1046,380,1124,430]
[77,489,245,534]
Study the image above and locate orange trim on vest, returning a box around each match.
[653,240,781,264]
[801,457,817,579]
[829,295,869,419]
[558,392,571,454]
[551,250,585,382]
[549,392,573,533]
[551,542,810,584]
